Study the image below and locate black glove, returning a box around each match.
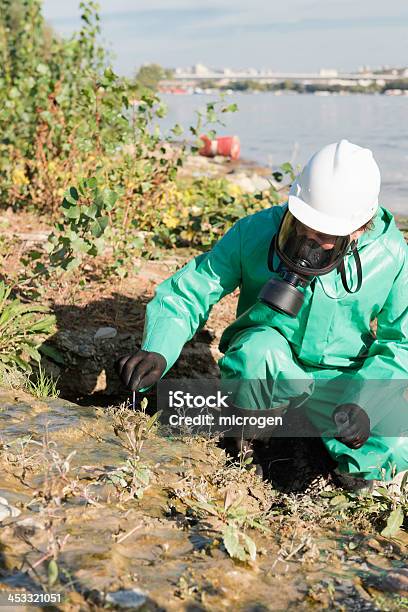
[333,403,370,449]
[115,350,167,391]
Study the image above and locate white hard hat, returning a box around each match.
[288,139,381,236]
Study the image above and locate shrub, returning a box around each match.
[0,0,181,215]
[0,0,292,287]
[0,281,55,377]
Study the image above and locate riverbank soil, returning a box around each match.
[0,389,407,610]
[0,208,407,609]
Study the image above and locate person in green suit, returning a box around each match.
[117,140,408,489]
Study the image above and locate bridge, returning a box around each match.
[169,71,404,84]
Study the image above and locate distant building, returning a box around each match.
[193,63,210,76]
[166,65,408,90]
[319,68,338,78]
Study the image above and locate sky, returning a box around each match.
[42,0,408,75]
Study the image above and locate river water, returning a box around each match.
[160,92,408,215]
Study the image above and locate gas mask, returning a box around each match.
[258,211,362,317]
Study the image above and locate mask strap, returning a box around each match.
[339,241,362,294]
[267,235,277,272]
[268,212,287,272]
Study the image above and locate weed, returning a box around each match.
[25,364,60,399]
[0,364,27,390]
[1,435,45,483]
[317,471,408,536]
[169,450,273,564]
[0,281,55,376]
[102,398,160,501]
[109,397,161,460]
[2,427,101,594]
[222,522,257,563]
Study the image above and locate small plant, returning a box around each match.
[235,438,255,472]
[381,505,404,537]
[104,457,151,501]
[103,398,161,500]
[26,364,60,399]
[0,281,55,378]
[110,397,161,459]
[301,467,408,537]
[170,471,271,564]
[0,435,45,482]
[222,523,257,563]
[45,178,118,273]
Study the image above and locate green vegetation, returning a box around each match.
[0,0,288,379]
[103,398,160,500]
[25,363,60,399]
[1,0,124,211]
[0,0,290,308]
[135,63,174,91]
[0,281,55,379]
[1,0,282,271]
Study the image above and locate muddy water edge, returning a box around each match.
[0,388,407,611]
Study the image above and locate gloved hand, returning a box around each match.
[115,350,166,391]
[333,403,370,449]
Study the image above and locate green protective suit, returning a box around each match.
[141,203,408,480]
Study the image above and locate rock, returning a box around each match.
[16,231,50,244]
[0,501,21,521]
[366,538,382,552]
[94,327,117,341]
[226,172,256,193]
[380,569,408,593]
[0,505,10,522]
[8,505,20,518]
[93,369,107,393]
[251,174,274,192]
[365,568,408,594]
[45,328,138,396]
[178,154,224,178]
[226,171,272,193]
[15,517,45,530]
[105,589,147,609]
[57,330,96,358]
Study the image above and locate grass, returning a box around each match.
[25,364,60,399]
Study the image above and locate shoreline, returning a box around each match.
[178,152,283,195]
[179,154,408,229]
[162,89,408,98]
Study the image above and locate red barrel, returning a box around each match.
[199,135,240,160]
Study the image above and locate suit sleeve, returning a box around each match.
[343,244,408,431]
[140,220,243,375]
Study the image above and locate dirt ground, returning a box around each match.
[0,388,407,611]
